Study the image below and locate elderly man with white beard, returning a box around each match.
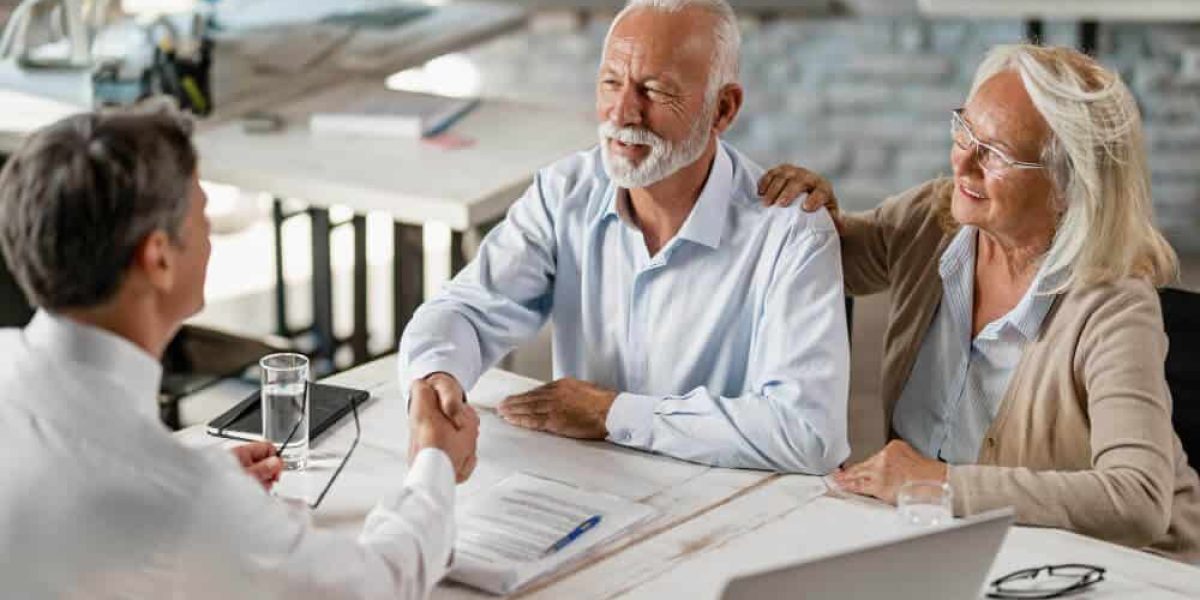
[397,0,850,473]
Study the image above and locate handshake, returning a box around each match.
[408,372,481,483]
[235,370,616,490]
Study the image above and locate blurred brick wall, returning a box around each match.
[464,13,1200,250]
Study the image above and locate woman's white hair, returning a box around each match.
[603,0,741,102]
[968,44,1177,289]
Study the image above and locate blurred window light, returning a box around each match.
[199,179,239,218]
[121,0,197,14]
[386,53,481,98]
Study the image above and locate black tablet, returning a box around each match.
[206,382,369,442]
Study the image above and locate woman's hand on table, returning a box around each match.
[832,440,948,504]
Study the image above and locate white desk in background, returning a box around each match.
[0,1,526,140]
[193,79,597,366]
[209,1,527,123]
[0,89,85,154]
[0,0,562,368]
[180,355,1200,598]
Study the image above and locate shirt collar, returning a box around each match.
[938,225,976,281]
[939,226,1057,341]
[1007,279,1055,340]
[24,310,163,421]
[603,141,734,250]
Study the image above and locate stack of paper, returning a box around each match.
[309,90,479,139]
[449,472,657,595]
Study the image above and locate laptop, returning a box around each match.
[719,508,1014,600]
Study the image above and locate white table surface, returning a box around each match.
[178,356,1200,598]
[178,357,774,598]
[193,79,597,231]
[572,476,1200,599]
[919,0,1200,21]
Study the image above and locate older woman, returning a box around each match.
[760,44,1200,561]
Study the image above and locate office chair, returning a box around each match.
[1161,287,1200,465]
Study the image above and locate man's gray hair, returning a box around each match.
[0,100,197,310]
[605,0,741,100]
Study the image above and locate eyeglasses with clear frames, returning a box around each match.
[951,108,1046,177]
[987,563,1106,599]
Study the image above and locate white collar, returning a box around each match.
[24,310,163,423]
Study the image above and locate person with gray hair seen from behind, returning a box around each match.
[0,102,480,598]
[762,44,1200,561]
[398,0,850,473]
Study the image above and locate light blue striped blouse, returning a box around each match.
[892,226,1058,465]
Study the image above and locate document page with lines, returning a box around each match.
[448,472,656,595]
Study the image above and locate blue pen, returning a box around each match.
[542,514,602,558]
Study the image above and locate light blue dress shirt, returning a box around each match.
[893,226,1057,464]
[399,141,850,473]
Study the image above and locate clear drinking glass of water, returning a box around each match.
[896,480,953,527]
[260,353,309,470]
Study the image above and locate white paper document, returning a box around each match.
[448,472,657,595]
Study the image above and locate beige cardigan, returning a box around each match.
[840,178,1200,561]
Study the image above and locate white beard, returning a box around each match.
[598,105,714,189]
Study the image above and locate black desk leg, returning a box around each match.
[272,197,289,337]
[393,222,425,349]
[1080,21,1099,56]
[351,214,369,364]
[1026,19,1043,44]
[451,230,469,276]
[310,207,335,365]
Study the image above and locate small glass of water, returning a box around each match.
[897,480,953,527]
[260,353,309,470]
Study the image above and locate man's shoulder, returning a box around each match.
[0,326,35,395]
[0,326,23,355]
[723,143,837,240]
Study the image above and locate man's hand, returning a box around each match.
[757,164,842,232]
[409,379,480,483]
[497,378,617,439]
[411,372,468,429]
[831,440,948,504]
[231,441,283,490]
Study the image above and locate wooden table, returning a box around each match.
[178,358,775,599]
[565,475,1200,599]
[179,356,1200,598]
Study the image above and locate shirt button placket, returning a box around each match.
[628,270,647,390]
